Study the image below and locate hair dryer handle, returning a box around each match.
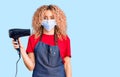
[14,39,21,57]
[16,48,20,54]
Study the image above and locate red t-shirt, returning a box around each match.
[26,34,71,63]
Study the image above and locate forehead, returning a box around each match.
[44,10,53,16]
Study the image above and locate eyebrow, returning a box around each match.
[44,15,54,18]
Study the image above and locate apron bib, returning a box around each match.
[32,35,66,77]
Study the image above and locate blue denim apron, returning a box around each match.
[32,35,66,77]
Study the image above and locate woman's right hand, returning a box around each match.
[12,38,24,51]
[12,39,19,50]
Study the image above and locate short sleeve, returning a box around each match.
[65,36,71,58]
[26,35,34,53]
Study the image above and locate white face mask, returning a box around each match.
[41,19,56,31]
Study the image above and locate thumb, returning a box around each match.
[18,38,24,48]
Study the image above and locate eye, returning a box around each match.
[50,16,54,19]
[44,16,48,20]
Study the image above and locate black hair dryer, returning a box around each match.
[9,28,30,56]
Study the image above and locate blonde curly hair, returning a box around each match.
[32,5,67,40]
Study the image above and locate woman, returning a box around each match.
[12,5,72,77]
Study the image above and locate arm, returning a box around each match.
[20,48,35,71]
[12,38,35,71]
[64,57,72,77]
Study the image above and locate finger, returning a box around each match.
[13,45,19,49]
[12,40,17,42]
[12,40,18,45]
[12,38,17,42]
[12,38,14,41]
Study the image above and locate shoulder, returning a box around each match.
[28,34,40,45]
[61,35,70,42]
[29,34,35,39]
[29,34,39,41]
[66,35,70,41]
[58,35,70,45]
[65,35,70,45]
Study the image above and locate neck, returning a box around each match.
[43,28,54,35]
